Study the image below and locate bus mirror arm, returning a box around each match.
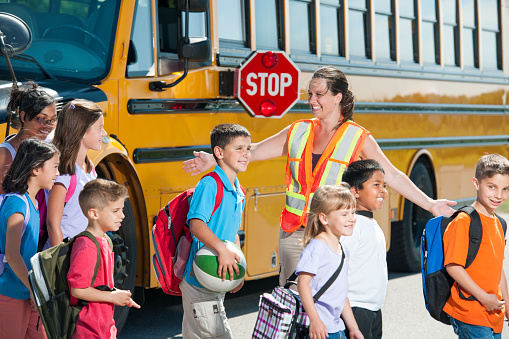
[149,0,210,92]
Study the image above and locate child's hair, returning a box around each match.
[342,159,385,189]
[210,124,251,161]
[303,184,356,246]
[79,178,128,215]
[7,81,55,130]
[2,138,59,194]
[475,154,509,181]
[53,99,103,175]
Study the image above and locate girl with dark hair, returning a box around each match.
[45,99,106,249]
[183,66,456,286]
[0,82,56,194]
[0,138,59,338]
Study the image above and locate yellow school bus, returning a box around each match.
[1,0,508,328]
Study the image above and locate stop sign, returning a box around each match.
[235,51,301,118]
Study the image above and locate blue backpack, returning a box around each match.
[421,206,507,325]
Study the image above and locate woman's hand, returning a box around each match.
[182,151,216,176]
[429,199,457,217]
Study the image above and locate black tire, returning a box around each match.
[387,162,434,272]
[111,198,137,332]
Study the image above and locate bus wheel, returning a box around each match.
[387,162,434,272]
[111,198,137,332]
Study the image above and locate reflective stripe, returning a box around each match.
[320,125,363,186]
[288,121,311,194]
[285,191,306,216]
[289,122,311,159]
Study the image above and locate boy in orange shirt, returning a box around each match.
[444,154,509,338]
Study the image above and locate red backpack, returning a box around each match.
[152,172,224,296]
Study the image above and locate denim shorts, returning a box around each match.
[450,317,501,339]
[307,330,346,339]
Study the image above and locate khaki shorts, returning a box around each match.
[180,280,232,339]
[278,227,305,288]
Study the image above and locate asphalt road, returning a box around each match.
[119,214,509,339]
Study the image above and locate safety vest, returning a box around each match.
[280,118,369,232]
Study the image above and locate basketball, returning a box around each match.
[193,240,246,292]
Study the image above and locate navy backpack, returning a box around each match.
[421,206,507,325]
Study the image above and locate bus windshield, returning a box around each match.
[0,0,120,83]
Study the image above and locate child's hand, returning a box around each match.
[29,291,37,311]
[348,329,364,339]
[110,289,140,308]
[309,318,328,339]
[229,279,244,293]
[481,293,504,312]
[216,245,240,281]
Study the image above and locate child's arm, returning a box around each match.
[189,218,240,281]
[446,263,504,312]
[46,183,67,246]
[71,287,140,308]
[5,212,30,291]
[297,272,329,339]
[500,268,509,321]
[229,234,244,293]
[341,298,364,339]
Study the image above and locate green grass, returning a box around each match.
[497,200,509,214]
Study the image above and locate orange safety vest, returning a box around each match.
[280,118,369,232]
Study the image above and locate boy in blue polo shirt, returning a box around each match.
[180,123,251,339]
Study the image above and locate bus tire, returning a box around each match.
[387,162,434,272]
[112,198,138,333]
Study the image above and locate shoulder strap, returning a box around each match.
[313,243,346,301]
[76,231,102,286]
[105,234,113,250]
[202,172,223,217]
[65,174,77,203]
[0,142,16,160]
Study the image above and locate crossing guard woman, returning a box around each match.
[183,66,456,286]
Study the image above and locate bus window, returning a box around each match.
[399,0,417,64]
[442,0,459,67]
[348,0,371,59]
[218,0,247,46]
[320,0,343,56]
[255,0,283,50]
[480,0,501,70]
[461,0,478,69]
[420,0,439,65]
[374,0,395,62]
[127,0,155,77]
[290,0,315,54]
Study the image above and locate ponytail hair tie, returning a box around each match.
[69,104,75,109]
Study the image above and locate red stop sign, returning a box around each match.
[235,51,301,118]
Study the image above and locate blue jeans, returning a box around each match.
[306,330,346,339]
[450,317,501,339]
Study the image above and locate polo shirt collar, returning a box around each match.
[213,166,240,193]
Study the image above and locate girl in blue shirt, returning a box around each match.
[297,185,363,339]
[0,139,59,338]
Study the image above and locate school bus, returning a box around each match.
[0,0,508,329]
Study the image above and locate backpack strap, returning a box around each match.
[202,172,224,217]
[65,174,77,203]
[76,231,103,286]
[494,212,507,239]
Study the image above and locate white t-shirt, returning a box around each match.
[43,163,96,249]
[341,214,387,311]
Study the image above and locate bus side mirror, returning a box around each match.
[178,37,210,62]
[178,0,208,12]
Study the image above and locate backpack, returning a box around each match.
[28,231,113,339]
[421,206,507,325]
[152,172,224,296]
[37,167,96,252]
[0,193,30,275]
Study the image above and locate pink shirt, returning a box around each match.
[68,236,117,339]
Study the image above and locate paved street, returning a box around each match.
[120,213,509,338]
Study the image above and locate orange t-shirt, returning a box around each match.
[443,212,505,333]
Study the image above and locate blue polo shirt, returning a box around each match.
[183,166,245,288]
[0,194,39,300]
